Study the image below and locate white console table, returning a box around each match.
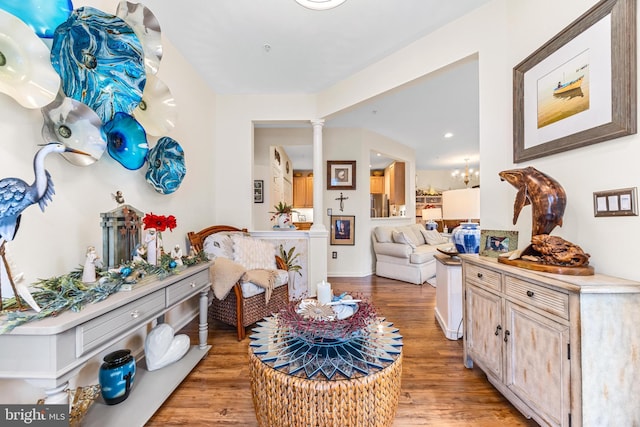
[0,261,212,427]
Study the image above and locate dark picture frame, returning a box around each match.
[480,230,518,258]
[513,0,636,163]
[330,215,355,245]
[253,179,264,203]
[593,187,638,217]
[327,161,356,190]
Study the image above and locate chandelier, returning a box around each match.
[451,159,479,187]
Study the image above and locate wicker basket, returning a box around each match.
[249,349,402,427]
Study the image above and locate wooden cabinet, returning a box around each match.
[388,161,405,205]
[293,175,313,208]
[370,176,384,194]
[462,256,640,427]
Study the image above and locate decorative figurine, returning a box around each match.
[0,142,90,311]
[111,190,125,206]
[132,243,147,263]
[82,246,99,283]
[145,228,158,265]
[171,244,183,266]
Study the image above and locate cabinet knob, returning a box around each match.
[526,290,534,297]
[494,325,502,336]
[477,272,483,279]
[504,330,510,342]
[190,282,196,288]
[130,310,140,319]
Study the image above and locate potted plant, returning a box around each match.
[279,244,302,294]
[269,202,297,228]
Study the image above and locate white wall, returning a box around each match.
[0,0,217,402]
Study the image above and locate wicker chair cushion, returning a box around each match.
[209,258,246,300]
[241,269,288,298]
[231,235,277,270]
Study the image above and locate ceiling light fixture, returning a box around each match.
[294,0,346,11]
[451,158,479,187]
[444,132,454,138]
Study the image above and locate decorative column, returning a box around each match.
[308,119,328,297]
[311,119,326,232]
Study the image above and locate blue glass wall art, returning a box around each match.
[50,6,146,123]
[133,74,177,136]
[0,9,61,108]
[145,137,186,195]
[103,112,148,170]
[41,92,106,166]
[116,1,163,75]
[0,0,73,38]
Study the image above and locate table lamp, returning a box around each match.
[421,207,442,231]
[442,188,480,253]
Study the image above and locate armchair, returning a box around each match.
[187,225,289,340]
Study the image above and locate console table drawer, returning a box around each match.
[166,269,209,307]
[464,264,501,291]
[505,276,569,320]
[76,290,164,357]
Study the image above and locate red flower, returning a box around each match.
[143,212,177,232]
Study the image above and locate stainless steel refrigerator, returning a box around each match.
[370,193,388,217]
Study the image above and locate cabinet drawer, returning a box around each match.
[76,291,164,357]
[166,270,210,306]
[465,263,501,291]
[505,276,569,320]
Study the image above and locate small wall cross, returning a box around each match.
[335,192,349,212]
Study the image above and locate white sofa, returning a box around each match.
[372,223,452,285]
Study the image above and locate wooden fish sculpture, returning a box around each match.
[499,166,566,237]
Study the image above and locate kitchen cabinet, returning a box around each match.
[388,161,405,205]
[293,175,313,208]
[461,255,640,427]
[370,176,384,194]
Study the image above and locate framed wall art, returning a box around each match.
[327,161,356,190]
[330,215,355,245]
[480,230,518,258]
[593,187,638,217]
[513,0,636,163]
[253,179,264,203]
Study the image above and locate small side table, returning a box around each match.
[434,253,463,340]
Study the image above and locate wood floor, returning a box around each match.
[147,275,539,426]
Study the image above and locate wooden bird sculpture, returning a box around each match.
[0,142,90,311]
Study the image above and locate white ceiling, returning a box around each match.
[141,0,488,171]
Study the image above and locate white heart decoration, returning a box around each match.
[144,323,190,371]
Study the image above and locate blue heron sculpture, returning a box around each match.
[0,142,90,310]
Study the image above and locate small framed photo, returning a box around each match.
[593,187,638,217]
[327,161,356,190]
[253,180,264,203]
[330,215,355,245]
[480,230,519,258]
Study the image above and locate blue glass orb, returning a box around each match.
[103,112,148,170]
[120,267,132,277]
[145,137,186,194]
[452,223,480,254]
[169,260,177,269]
[0,0,73,38]
[51,6,146,123]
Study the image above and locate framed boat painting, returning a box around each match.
[513,0,636,163]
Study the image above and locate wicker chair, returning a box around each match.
[187,225,289,340]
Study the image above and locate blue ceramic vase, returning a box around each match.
[452,222,480,254]
[99,349,136,405]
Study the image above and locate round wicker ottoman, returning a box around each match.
[249,349,403,427]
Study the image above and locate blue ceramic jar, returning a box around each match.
[452,222,480,254]
[99,349,136,405]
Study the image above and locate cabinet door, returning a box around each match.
[304,176,313,207]
[370,176,384,194]
[293,177,306,208]
[465,284,503,379]
[504,301,570,427]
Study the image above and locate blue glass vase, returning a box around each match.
[99,349,136,405]
[452,222,480,254]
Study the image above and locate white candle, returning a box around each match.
[317,280,332,305]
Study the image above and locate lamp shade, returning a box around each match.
[442,188,480,221]
[421,207,442,221]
